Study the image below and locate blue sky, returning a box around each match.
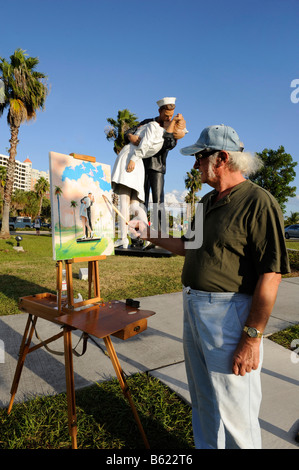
[1,0,299,215]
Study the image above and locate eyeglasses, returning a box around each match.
[194,150,217,162]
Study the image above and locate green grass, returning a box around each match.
[268,325,299,350]
[0,234,298,449]
[285,241,299,249]
[1,235,297,317]
[0,234,184,315]
[0,235,190,449]
[0,374,193,449]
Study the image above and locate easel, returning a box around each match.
[8,256,155,449]
[8,154,155,449]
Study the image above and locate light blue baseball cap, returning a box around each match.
[180,124,244,155]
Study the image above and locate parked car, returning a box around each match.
[284,224,299,239]
[6,217,32,230]
[41,222,51,229]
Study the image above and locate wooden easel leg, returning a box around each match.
[8,314,37,414]
[56,261,62,312]
[94,261,100,297]
[65,262,74,309]
[88,260,100,299]
[103,336,150,449]
[64,327,78,449]
[88,261,93,299]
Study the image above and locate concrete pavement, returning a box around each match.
[0,277,298,449]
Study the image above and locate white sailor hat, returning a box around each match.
[156,97,176,108]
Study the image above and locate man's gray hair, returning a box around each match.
[228,151,263,176]
[210,151,263,177]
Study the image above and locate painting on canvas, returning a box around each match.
[49,152,114,260]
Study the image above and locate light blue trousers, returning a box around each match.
[183,286,263,449]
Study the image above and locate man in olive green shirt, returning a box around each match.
[129,124,290,449]
[182,178,289,295]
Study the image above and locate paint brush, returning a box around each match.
[102,194,129,225]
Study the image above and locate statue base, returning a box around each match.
[115,244,174,258]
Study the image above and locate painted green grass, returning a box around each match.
[54,234,110,259]
[53,225,113,260]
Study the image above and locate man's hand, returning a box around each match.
[232,335,261,376]
[173,113,183,122]
[165,113,186,140]
[128,219,148,239]
[126,160,135,172]
[232,272,281,376]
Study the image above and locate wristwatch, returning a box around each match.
[243,326,263,338]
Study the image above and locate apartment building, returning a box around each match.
[0,154,49,192]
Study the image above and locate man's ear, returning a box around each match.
[217,151,229,165]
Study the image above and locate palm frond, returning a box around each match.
[0,49,48,126]
[8,98,28,126]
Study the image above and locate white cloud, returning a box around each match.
[165,190,188,205]
[288,195,299,203]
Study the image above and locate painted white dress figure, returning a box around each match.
[79,195,93,239]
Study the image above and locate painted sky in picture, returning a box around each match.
[62,161,111,191]
[49,152,114,260]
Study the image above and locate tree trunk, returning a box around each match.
[0,125,19,238]
[38,196,43,217]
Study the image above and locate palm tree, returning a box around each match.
[286,211,299,225]
[0,49,48,238]
[11,188,27,215]
[105,108,139,155]
[0,166,6,217]
[0,166,6,211]
[185,168,202,217]
[35,176,50,217]
[55,186,63,247]
[105,108,139,207]
[70,200,78,238]
[24,190,39,218]
[0,165,6,190]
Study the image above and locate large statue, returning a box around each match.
[111,99,186,248]
[125,97,185,212]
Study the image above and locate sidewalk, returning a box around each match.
[0,277,298,449]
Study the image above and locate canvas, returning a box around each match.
[49,151,114,260]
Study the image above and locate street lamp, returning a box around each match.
[15,235,23,247]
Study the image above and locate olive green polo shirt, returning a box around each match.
[181,180,290,294]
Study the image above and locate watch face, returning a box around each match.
[248,327,257,337]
